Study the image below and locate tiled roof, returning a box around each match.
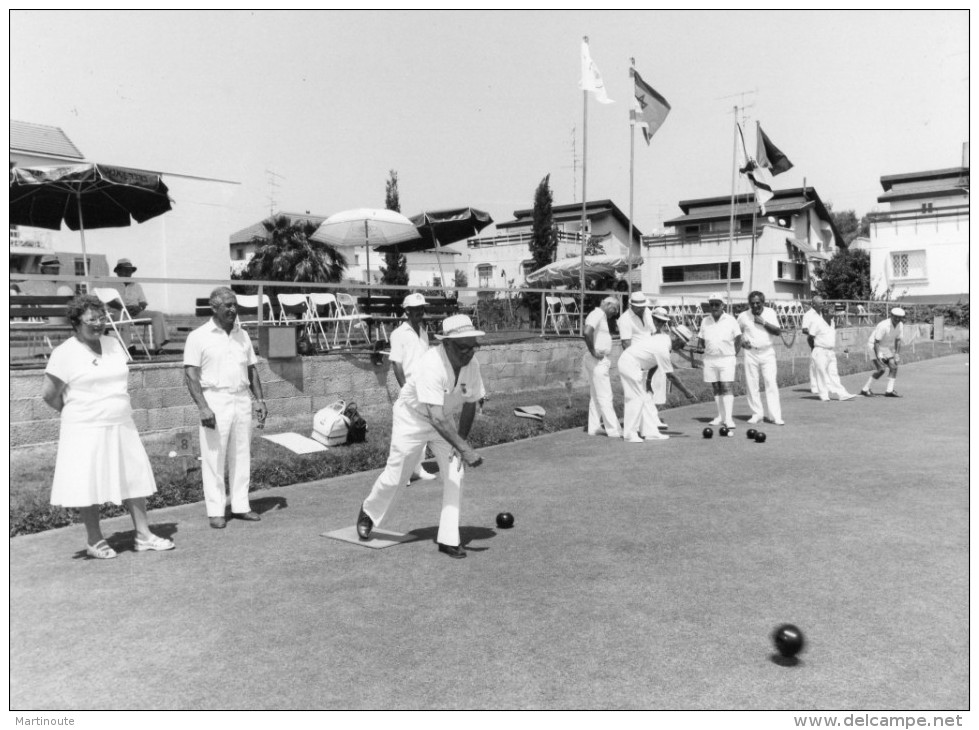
[497,199,642,239]
[664,199,810,225]
[879,167,968,191]
[10,120,84,159]
[229,212,328,245]
[877,177,969,203]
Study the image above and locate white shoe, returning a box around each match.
[644,432,670,441]
[773,419,785,426]
[724,422,736,430]
[709,417,723,426]
[747,415,763,424]
[819,397,831,402]
[414,464,437,481]
[810,389,819,394]
[840,393,856,401]
[624,435,645,444]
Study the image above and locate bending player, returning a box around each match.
[860,307,906,398]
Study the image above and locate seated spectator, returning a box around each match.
[19,254,74,324]
[110,258,170,355]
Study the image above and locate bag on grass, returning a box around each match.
[343,401,368,443]
[312,400,349,447]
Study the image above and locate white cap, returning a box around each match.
[891,307,906,317]
[403,293,427,308]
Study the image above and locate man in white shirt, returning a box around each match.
[582,296,622,437]
[388,293,436,483]
[808,306,856,401]
[183,287,267,529]
[617,291,654,349]
[801,295,825,395]
[861,307,906,397]
[697,295,742,429]
[357,315,485,559]
[737,291,785,425]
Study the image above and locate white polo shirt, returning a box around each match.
[737,307,779,349]
[808,315,838,349]
[698,312,741,357]
[585,307,612,356]
[400,345,485,422]
[801,307,821,334]
[617,308,654,344]
[389,321,430,380]
[183,319,257,392]
[868,319,904,355]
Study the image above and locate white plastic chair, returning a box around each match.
[560,296,580,333]
[91,287,153,361]
[235,294,272,327]
[334,293,372,347]
[543,296,572,335]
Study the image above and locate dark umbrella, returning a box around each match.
[10,163,173,277]
[375,207,493,294]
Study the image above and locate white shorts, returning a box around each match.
[703,355,736,383]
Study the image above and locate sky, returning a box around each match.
[9,10,970,238]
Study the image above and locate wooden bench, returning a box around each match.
[10,295,75,361]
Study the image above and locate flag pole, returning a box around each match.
[627,58,636,300]
[726,105,738,306]
[579,36,589,334]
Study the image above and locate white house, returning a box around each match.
[10,120,240,314]
[865,165,969,304]
[445,199,643,290]
[642,187,842,303]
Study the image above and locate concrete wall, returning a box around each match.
[11,339,594,449]
[10,325,937,450]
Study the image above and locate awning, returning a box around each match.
[787,238,828,259]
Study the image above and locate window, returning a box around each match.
[477,264,493,288]
[776,261,806,281]
[891,250,926,280]
[662,262,741,284]
[521,260,536,278]
[921,202,934,213]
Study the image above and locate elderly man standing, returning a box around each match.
[808,304,856,401]
[861,307,906,397]
[737,291,785,426]
[357,314,485,559]
[617,291,654,349]
[697,295,742,430]
[801,295,825,395]
[183,287,267,529]
[582,296,622,438]
[110,258,169,354]
[389,292,436,483]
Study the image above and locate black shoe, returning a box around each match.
[884,391,902,398]
[233,511,261,521]
[356,508,373,540]
[209,517,227,529]
[437,542,467,559]
[860,389,874,397]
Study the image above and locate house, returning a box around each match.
[229,212,328,275]
[864,164,969,304]
[10,120,240,314]
[447,199,643,290]
[642,187,842,302]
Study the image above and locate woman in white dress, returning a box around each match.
[41,295,174,559]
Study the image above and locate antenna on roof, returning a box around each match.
[265,169,285,216]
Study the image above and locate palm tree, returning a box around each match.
[245,215,347,288]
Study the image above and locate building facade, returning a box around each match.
[865,166,969,304]
[642,187,841,303]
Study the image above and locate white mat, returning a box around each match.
[321,525,421,549]
[262,432,328,454]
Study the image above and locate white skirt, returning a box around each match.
[50,419,158,507]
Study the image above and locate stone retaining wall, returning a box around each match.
[9,325,937,449]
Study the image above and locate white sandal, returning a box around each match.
[134,534,175,552]
[86,540,117,560]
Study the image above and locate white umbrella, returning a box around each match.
[311,208,421,286]
[525,253,642,285]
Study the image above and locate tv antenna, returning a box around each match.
[266,169,285,216]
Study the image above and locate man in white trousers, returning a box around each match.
[357,315,485,559]
[861,307,906,397]
[184,287,267,529]
[801,295,825,395]
[697,295,743,430]
[737,291,785,425]
[807,305,856,401]
[388,293,437,484]
[582,296,622,437]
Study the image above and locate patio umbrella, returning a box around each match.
[9,163,173,278]
[375,207,493,294]
[525,253,642,286]
[310,208,421,291]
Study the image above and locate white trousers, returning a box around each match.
[362,401,464,546]
[812,347,852,399]
[199,390,253,517]
[808,350,818,392]
[584,354,620,435]
[618,351,663,439]
[743,347,782,421]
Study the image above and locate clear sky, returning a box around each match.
[9,10,969,237]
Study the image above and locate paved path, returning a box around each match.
[10,355,969,710]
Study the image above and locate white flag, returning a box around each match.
[579,39,614,104]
